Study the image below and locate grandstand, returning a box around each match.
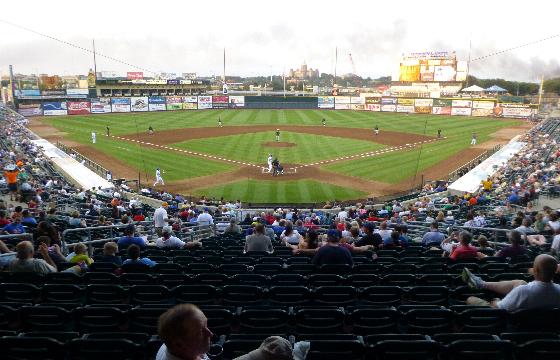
[1,98,560,359]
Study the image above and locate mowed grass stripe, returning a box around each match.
[193,179,367,203]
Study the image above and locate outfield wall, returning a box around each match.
[17,95,538,119]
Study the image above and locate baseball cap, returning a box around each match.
[233,336,293,360]
[363,222,375,231]
[327,229,341,239]
[162,225,173,234]
[161,202,168,207]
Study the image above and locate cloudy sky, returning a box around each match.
[1,0,559,82]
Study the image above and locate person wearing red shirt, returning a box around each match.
[0,210,11,227]
[449,231,481,261]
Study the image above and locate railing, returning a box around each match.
[56,141,110,179]
[447,144,502,182]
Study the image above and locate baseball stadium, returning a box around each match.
[28,108,527,204]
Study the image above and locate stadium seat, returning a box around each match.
[20,305,72,332]
[349,307,399,334]
[0,283,40,303]
[404,286,449,306]
[222,285,264,306]
[306,340,364,360]
[499,332,559,344]
[313,286,357,306]
[456,308,508,333]
[128,307,169,334]
[221,339,264,360]
[239,308,289,333]
[173,284,218,305]
[268,285,312,306]
[41,284,84,304]
[514,339,560,360]
[74,306,127,332]
[85,284,127,304]
[510,308,560,332]
[295,307,345,334]
[68,338,142,360]
[347,273,380,288]
[19,331,80,344]
[130,285,173,305]
[443,340,514,360]
[307,274,345,287]
[366,340,440,360]
[401,308,454,334]
[0,336,67,360]
[270,274,306,286]
[361,286,403,306]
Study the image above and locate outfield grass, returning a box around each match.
[171,131,385,164]
[193,179,368,203]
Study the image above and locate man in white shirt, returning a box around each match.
[462,254,560,311]
[197,208,214,226]
[91,131,96,144]
[154,202,169,236]
[337,207,348,222]
[154,167,165,186]
[155,226,199,249]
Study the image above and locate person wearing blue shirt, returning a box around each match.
[117,225,147,250]
[422,222,446,247]
[122,244,157,267]
[3,217,25,234]
[508,191,520,204]
[21,210,37,226]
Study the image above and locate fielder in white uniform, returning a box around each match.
[267,154,273,173]
[153,167,165,186]
[91,131,97,144]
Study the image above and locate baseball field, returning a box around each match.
[28,109,527,204]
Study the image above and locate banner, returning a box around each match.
[198,96,212,109]
[318,96,335,109]
[397,98,415,106]
[43,102,68,116]
[451,107,472,116]
[127,72,143,79]
[91,98,112,113]
[432,106,452,115]
[365,97,380,105]
[350,97,365,104]
[66,88,89,95]
[351,104,365,110]
[67,101,91,115]
[413,98,433,114]
[397,105,415,113]
[131,97,149,112]
[366,103,381,111]
[334,103,351,110]
[182,96,198,110]
[433,99,452,107]
[148,96,166,111]
[100,71,123,78]
[472,108,494,117]
[17,89,41,96]
[167,79,180,85]
[452,99,472,108]
[229,96,245,108]
[111,97,131,113]
[381,97,398,105]
[166,96,183,110]
[17,104,42,116]
[433,65,456,81]
[497,104,535,118]
[212,95,229,109]
[381,104,396,112]
[472,100,495,109]
[335,96,351,104]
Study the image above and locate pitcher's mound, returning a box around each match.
[261,141,296,148]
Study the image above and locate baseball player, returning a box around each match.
[267,154,273,173]
[218,118,223,127]
[322,118,326,126]
[275,129,280,142]
[91,131,97,144]
[153,167,165,186]
[374,125,379,135]
[148,126,154,135]
[106,126,110,136]
[471,133,477,145]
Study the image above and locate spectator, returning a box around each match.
[444,231,480,261]
[496,231,528,258]
[422,222,445,247]
[244,223,273,253]
[233,336,293,360]
[117,225,147,250]
[355,222,382,248]
[516,218,548,246]
[2,216,25,234]
[280,221,302,245]
[197,208,214,226]
[8,240,57,275]
[66,243,94,269]
[462,254,560,311]
[33,221,60,246]
[383,230,402,248]
[375,221,392,242]
[95,241,122,266]
[156,225,200,249]
[346,227,361,244]
[67,210,86,228]
[312,229,353,267]
[475,235,494,255]
[551,227,560,256]
[223,219,242,235]
[397,225,410,247]
[0,210,10,227]
[123,244,157,267]
[154,202,169,236]
[20,209,37,226]
[156,304,213,360]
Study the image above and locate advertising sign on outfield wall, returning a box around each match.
[496,103,535,118]
[381,104,396,112]
[127,72,143,79]
[43,102,68,116]
[451,99,472,108]
[111,97,131,113]
[198,96,212,109]
[335,96,351,105]
[91,98,112,113]
[397,105,415,113]
[17,104,42,116]
[381,97,398,105]
[351,104,365,110]
[148,96,166,111]
[130,97,149,112]
[366,103,381,111]
[397,98,415,106]
[229,96,245,108]
[166,96,183,110]
[334,103,351,110]
[472,100,495,109]
[67,101,91,115]
[472,108,494,117]
[451,107,472,116]
[212,95,229,109]
[182,96,198,110]
[66,88,89,95]
[318,96,335,109]
[350,97,365,104]
[414,98,433,114]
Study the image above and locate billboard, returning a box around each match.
[433,66,456,82]
[415,98,433,114]
[111,97,131,112]
[17,89,41,96]
[167,79,180,85]
[318,96,335,109]
[127,72,143,79]
[397,105,415,113]
[229,96,245,108]
[335,96,351,104]
[91,98,112,113]
[350,97,365,104]
[496,104,536,118]
[397,98,415,106]
[17,104,42,116]
[452,99,472,108]
[351,104,365,110]
[381,104,396,112]
[182,73,197,79]
[198,96,212,109]
[182,96,198,110]
[334,103,351,110]
[451,107,472,116]
[131,97,149,112]
[212,95,229,109]
[166,96,183,110]
[100,71,123,78]
[472,100,495,109]
[148,96,166,111]
[66,88,89,95]
[399,62,420,82]
[43,102,68,116]
[472,108,494,117]
[67,101,91,115]
[432,99,452,115]
[381,97,398,105]
[366,103,381,111]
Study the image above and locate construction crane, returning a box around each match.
[349,53,357,75]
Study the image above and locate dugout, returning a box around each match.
[244,96,318,109]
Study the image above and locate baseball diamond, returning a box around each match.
[28,109,527,204]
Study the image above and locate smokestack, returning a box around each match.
[9,65,17,108]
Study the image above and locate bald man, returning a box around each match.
[8,240,57,275]
[156,304,213,360]
[462,254,560,311]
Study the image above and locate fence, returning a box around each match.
[56,141,110,179]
